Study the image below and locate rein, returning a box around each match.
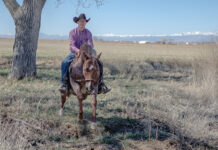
[74,78,100,83]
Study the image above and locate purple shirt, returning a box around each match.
[69,28,94,53]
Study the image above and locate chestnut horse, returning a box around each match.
[59,44,102,127]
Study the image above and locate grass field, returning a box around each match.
[0,38,217,150]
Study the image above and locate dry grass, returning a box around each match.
[1,38,216,60]
[0,38,217,150]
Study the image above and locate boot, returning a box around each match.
[97,60,111,94]
[59,83,68,93]
[59,70,71,94]
[98,81,111,94]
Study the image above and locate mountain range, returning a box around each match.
[1,32,217,43]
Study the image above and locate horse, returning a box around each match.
[59,43,102,127]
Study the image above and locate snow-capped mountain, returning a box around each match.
[95,32,218,43]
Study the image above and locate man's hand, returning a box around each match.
[75,51,80,58]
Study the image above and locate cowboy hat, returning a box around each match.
[73,13,90,23]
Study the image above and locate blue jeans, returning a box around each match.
[61,52,75,83]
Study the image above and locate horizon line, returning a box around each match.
[1,31,218,37]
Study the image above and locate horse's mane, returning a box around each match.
[75,43,93,60]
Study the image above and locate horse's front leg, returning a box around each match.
[91,86,98,122]
[78,98,83,120]
[91,94,97,122]
[77,92,87,121]
[70,78,85,120]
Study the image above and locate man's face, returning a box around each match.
[77,19,87,31]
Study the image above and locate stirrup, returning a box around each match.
[59,84,67,93]
[102,87,111,94]
[98,84,111,94]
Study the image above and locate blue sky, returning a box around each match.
[0,0,218,36]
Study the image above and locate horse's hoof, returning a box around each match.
[90,122,97,130]
[59,108,63,116]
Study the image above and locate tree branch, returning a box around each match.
[41,0,46,8]
[22,0,46,10]
[2,0,20,20]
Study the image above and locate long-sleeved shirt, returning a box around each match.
[69,28,94,53]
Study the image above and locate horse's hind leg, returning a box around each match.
[60,94,67,116]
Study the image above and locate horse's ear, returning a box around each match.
[96,52,102,60]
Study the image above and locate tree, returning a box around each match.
[3,0,46,79]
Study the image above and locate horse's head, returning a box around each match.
[82,52,102,93]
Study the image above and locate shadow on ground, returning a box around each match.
[96,116,171,149]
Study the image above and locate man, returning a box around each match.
[59,13,110,94]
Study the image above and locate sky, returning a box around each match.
[0,0,218,36]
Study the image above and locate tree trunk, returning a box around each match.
[3,0,46,79]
